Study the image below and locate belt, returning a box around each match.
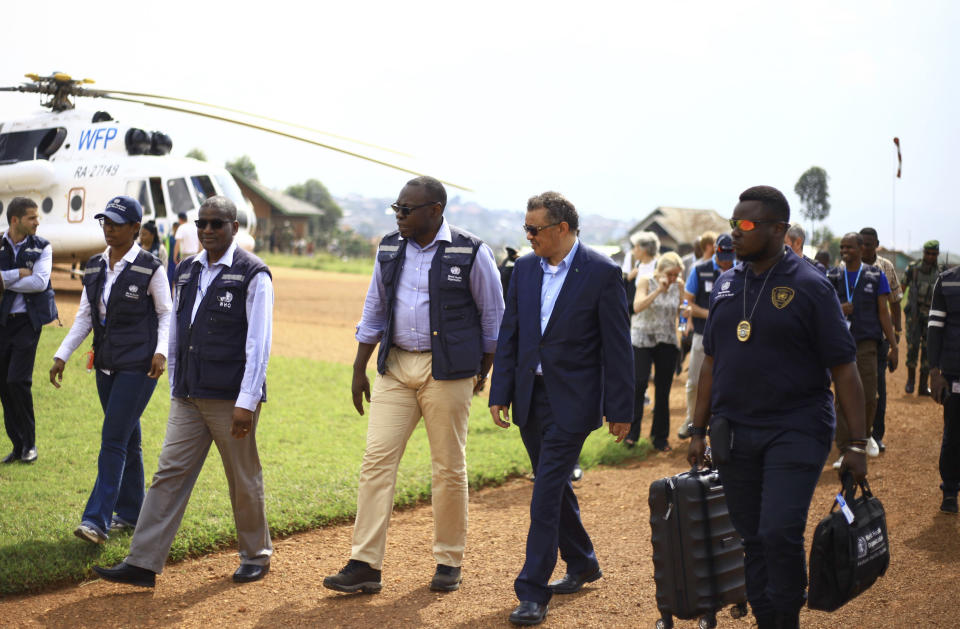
[400,348,431,354]
[6,312,27,320]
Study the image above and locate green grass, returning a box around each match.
[0,326,649,595]
[257,252,374,275]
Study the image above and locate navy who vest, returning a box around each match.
[83,249,161,372]
[691,259,717,335]
[0,233,58,331]
[172,248,271,402]
[930,267,960,376]
[375,227,484,380]
[827,263,884,343]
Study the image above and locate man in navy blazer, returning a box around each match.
[489,191,634,626]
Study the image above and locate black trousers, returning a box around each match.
[873,339,888,440]
[0,314,41,455]
[629,343,679,448]
[940,378,960,495]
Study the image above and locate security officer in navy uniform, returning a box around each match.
[0,197,57,464]
[688,186,866,629]
[928,265,960,514]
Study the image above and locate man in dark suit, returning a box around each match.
[489,191,633,626]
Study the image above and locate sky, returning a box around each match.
[2,0,958,254]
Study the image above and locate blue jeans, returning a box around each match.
[716,423,830,619]
[81,371,157,535]
[515,378,596,604]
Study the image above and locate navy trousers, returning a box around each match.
[717,423,830,619]
[80,370,157,536]
[515,379,597,604]
[940,381,960,495]
[0,315,41,456]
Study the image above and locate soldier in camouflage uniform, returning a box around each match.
[902,240,946,395]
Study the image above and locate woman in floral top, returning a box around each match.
[626,252,685,451]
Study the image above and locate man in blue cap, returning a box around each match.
[0,197,57,464]
[678,233,735,439]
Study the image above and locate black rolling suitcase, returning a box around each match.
[649,467,748,629]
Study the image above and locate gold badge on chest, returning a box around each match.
[771,286,795,309]
[736,320,752,342]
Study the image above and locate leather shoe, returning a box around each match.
[233,563,269,583]
[549,565,602,594]
[1,451,19,464]
[93,562,156,587]
[429,564,461,591]
[21,447,37,463]
[509,601,548,625]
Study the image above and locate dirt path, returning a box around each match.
[7,267,958,628]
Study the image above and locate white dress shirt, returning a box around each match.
[167,242,273,412]
[55,244,173,372]
[1,232,53,314]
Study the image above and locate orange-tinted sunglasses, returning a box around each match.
[728,218,785,231]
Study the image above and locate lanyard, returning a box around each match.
[845,264,863,303]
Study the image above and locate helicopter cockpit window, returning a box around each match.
[191,176,217,205]
[167,178,195,216]
[125,180,154,218]
[0,127,68,163]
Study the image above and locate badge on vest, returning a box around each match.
[704,281,713,293]
[447,266,463,283]
[771,286,795,309]
[865,284,874,293]
[25,260,34,269]
[124,284,141,300]
[217,291,235,309]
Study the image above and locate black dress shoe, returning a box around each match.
[93,562,156,587]
[233,563,269,583]
[429,564,461,591]
[1,451,19,464]
[509,601,548,626]
[20,447,37,463]
[548,565,603,594]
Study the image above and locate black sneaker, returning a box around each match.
[323,559,382,593]
[941,495,959,515]
[430,564,462,591]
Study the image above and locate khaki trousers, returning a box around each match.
[351,349,473,569]
[685,333,706,426]
[835,339,879,451]
[126,397,272,574]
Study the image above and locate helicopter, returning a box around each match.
[0,72,468,268]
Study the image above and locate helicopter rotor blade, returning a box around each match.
[98,94,472,191]
[97,89,413,158]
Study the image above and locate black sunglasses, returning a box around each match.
[523,222,562,236]
[391,201,436,217]
[195,218,228,230]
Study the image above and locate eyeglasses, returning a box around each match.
[523,222,562,236]
[728,218,786,232]
[391,202,436,217]
[195,219,228,230]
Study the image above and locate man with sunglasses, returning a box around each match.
[0,197,57,464]
[688,186,866,629]
[489,191,633,626]
[95,195,274,587]
[324,176,503,594]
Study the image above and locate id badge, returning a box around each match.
[835,493,855,524]
[952,381,960,394]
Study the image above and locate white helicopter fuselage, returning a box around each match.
[0,108,256,264]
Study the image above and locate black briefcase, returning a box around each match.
[807,475,890,611]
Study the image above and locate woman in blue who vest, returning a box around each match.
[49,196,172,544]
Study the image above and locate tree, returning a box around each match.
[794,166,831,223]
[185,148,207,161]
[226,155,259,181]
[286,179,344,245]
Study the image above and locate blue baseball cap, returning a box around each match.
[716,233,735,262]
[94,196,143,224]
